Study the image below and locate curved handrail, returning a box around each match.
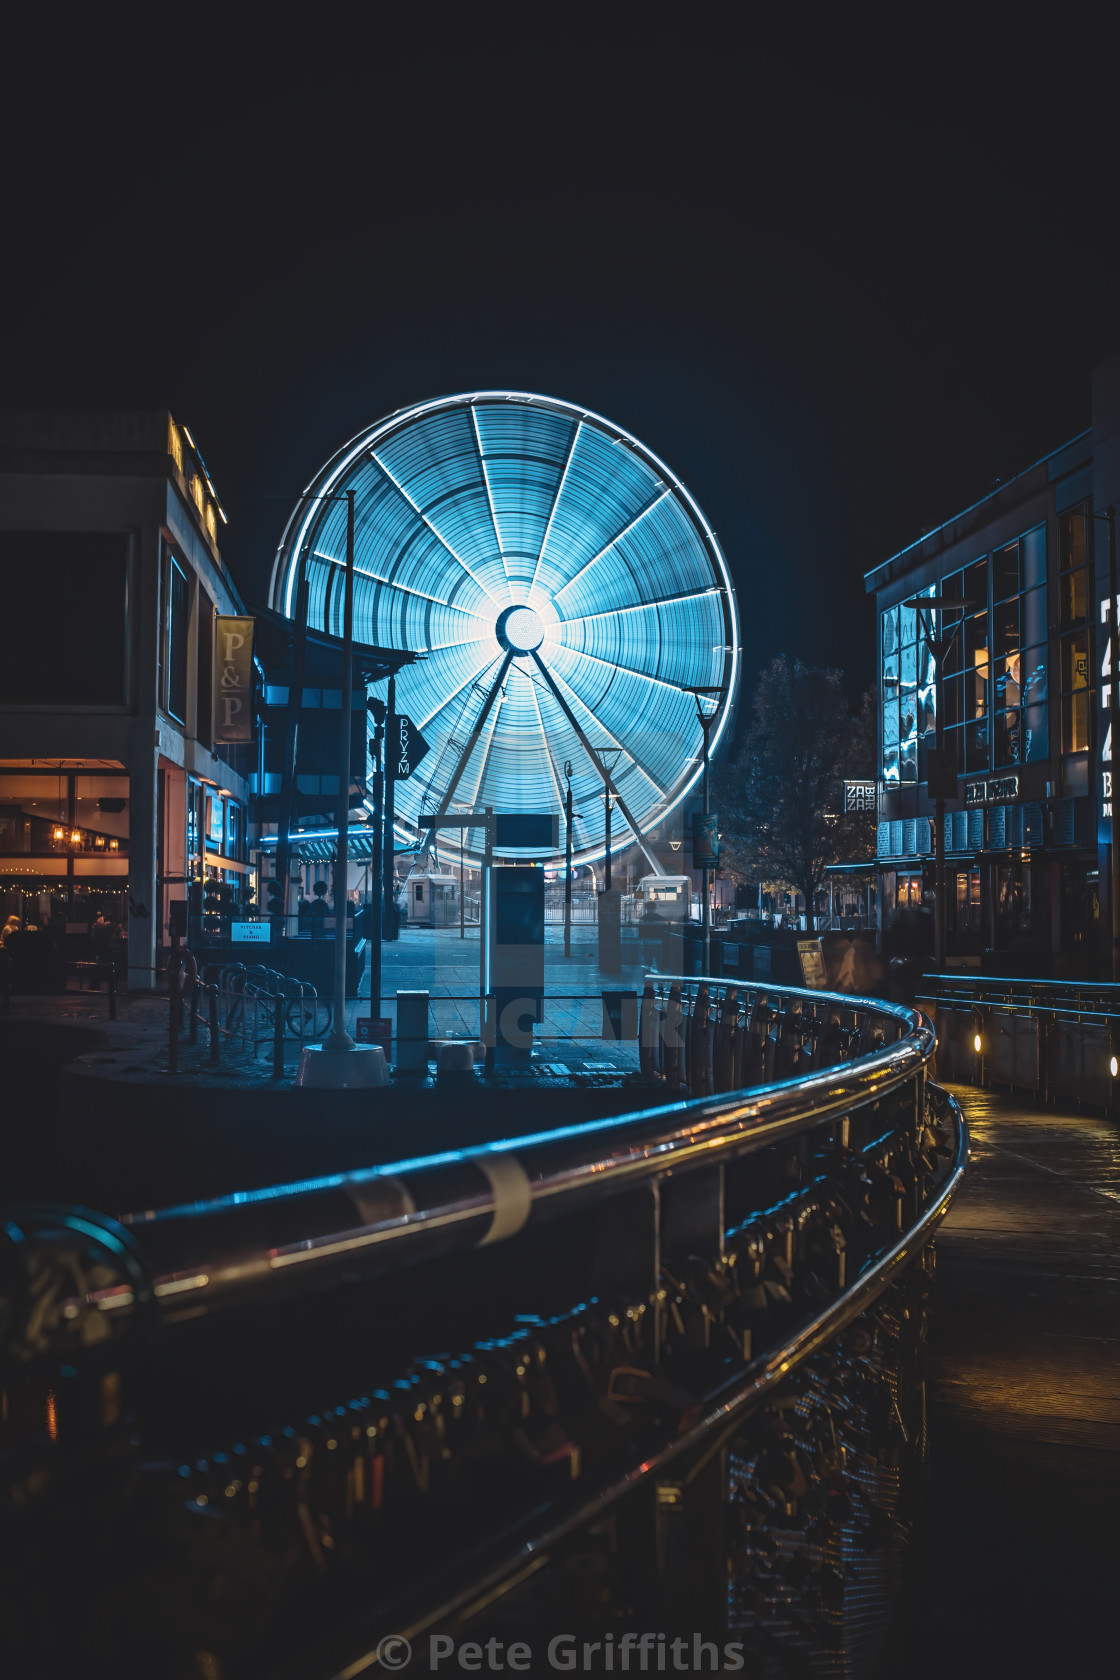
[309,1085,968,1674]
[61,985,932,1323]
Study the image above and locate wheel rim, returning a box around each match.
[271,392,740,868]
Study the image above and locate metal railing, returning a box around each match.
[0,978,967,1678]
[919,971,1120,1110]
[165,952,328,1078]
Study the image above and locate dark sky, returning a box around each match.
[5,27,1117,705]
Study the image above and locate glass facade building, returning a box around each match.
[865,351,1120,974]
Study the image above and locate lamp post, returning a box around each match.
[295,488,385,1087]
[682,687,726,976]
[564,760,574,959]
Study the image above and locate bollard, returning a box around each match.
[272,984,285,1079]
[107,960,117,1022]
[208,985,220,1063]
[168,963,179,1075]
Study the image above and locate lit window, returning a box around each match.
[168,419,183,473]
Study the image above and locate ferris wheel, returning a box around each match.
[269,392,739,869]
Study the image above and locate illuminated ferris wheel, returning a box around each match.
[269,392,739,869]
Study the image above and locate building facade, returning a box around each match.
[865,352,1120,974]
[0,412,255,988]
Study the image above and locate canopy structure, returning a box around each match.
[269,392,739,867]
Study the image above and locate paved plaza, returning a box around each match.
[350,921,654,1072]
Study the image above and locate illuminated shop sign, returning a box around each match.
[231,921,270,944]
[965,775,1019,806]
[1102,592,1119,817]
[213,616,255,743]
[844,779,877,813]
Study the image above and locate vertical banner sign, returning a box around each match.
[389,714,430,780]
[214,616,255,743]
[692,811,719,868]
[1102,592,1117,824]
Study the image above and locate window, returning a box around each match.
[955,870,982,931]
[206,794,225,849]
[168,419,183,474]
[0,533,128,706]
[880,586,934,784]
[197,593,213,745]
[993,525,1047,768]
[932,528,1048,778]
[167,557,190,725]
[1059,502,1092,755]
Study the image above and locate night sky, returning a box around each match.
[5,28,1116,708]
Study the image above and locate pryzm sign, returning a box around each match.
[1101,592,1118,818]
[214,615,254,743]
[965,775,1019,806]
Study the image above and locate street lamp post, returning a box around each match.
[295,489,384,1087]
[324,488,357,1054]
[564,760,574,959]
[682,687,725,977]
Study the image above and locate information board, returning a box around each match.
[797,937,828,989]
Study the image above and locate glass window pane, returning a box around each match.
[899,684,917,742]
[994,709,1021,767]
[883,700,900,746]
[901,642,917,685]
[943,675,964,727]
[900,603,917,646]
[882,607,899,658]
[1024,695,1048,761]
[1022,525,1045,590]
[900,738,917,783]
[994,599,1019,666]
[965,558,987,615]
[168,561,190,725]
[1060,566,1086,629]
[883,743,899,782]
[883,648,899,688]
[918,681,936,738]
[965,608,990,719]
[966,717,990,772]
[1021,584,1047,649]
[1062,689,1089,754]
[993,541,1019,602]
[1061,631,1089,694]
[1059,505,1087,570]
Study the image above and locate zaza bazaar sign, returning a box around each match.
[965,775,1019,807]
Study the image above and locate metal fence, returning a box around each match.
[0,975,966,1677]
[919,972,1120,1112]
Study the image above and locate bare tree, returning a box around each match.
[715,657,874,930]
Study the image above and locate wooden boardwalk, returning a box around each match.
[887,1085,1120,1677]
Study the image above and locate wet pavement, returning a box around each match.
[887,1085,1120,1678]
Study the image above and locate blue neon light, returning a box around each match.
[270,393,739,864]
